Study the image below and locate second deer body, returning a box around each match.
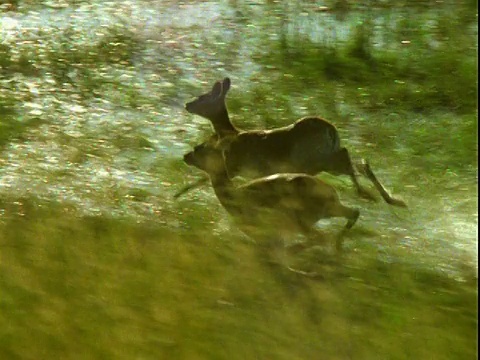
[183,142,359,259]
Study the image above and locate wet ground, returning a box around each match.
[0,2,477,359]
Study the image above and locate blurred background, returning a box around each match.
[0,1,477,358]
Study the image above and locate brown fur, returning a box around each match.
[183,143,360,245]
[184,78,406,207]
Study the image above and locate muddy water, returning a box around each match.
[0,1,477,276]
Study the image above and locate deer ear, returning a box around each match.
[222,78,231,96]
[211,81,222,98]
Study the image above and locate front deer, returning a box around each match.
[183,141,360,264]
[182,78,406,207]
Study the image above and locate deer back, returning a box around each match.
[222,117,341,178]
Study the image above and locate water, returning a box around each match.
[0,1,477,276]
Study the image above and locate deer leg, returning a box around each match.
[285,241,312,255]
[173,176,209,199]
[355,159,407,208]
[339,205,360,230]
[268,223,324,279]
[323,198,360,231]
[326,204,359,252]
[328,149,377,201]
[286,266,322,279]
[256,236,322,278]
[285,224,327,255]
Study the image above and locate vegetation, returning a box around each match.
[0,0,477,358]
[0,199,477,359]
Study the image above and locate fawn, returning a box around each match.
[181,77,406,208]
[183,141,360,259]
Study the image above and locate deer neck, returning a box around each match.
[208,171,240,214]
[211,107,239,138]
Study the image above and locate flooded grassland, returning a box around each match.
[0,1,477,359]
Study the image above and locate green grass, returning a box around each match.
[253,3,477,114]
[0,199,477,359]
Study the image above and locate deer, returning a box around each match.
[183,140,360,275]
[177,77,406,208]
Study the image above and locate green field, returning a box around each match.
[0,1,477,359]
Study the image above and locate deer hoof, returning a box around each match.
[388,197,408,208]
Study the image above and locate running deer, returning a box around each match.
[180,77,406,208]
[183,141,360,260]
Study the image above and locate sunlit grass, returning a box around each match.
[0,199,477,359]
[253,3,477,114]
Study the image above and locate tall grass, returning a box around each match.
[0,198,477,359]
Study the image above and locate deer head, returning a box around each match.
[185,78,236,136]
[183,139,226,176]
[185,78,230,118]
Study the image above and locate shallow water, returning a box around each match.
[0,1,477,277]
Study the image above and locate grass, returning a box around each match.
[0,198,477,359]
[253,2,477,114]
